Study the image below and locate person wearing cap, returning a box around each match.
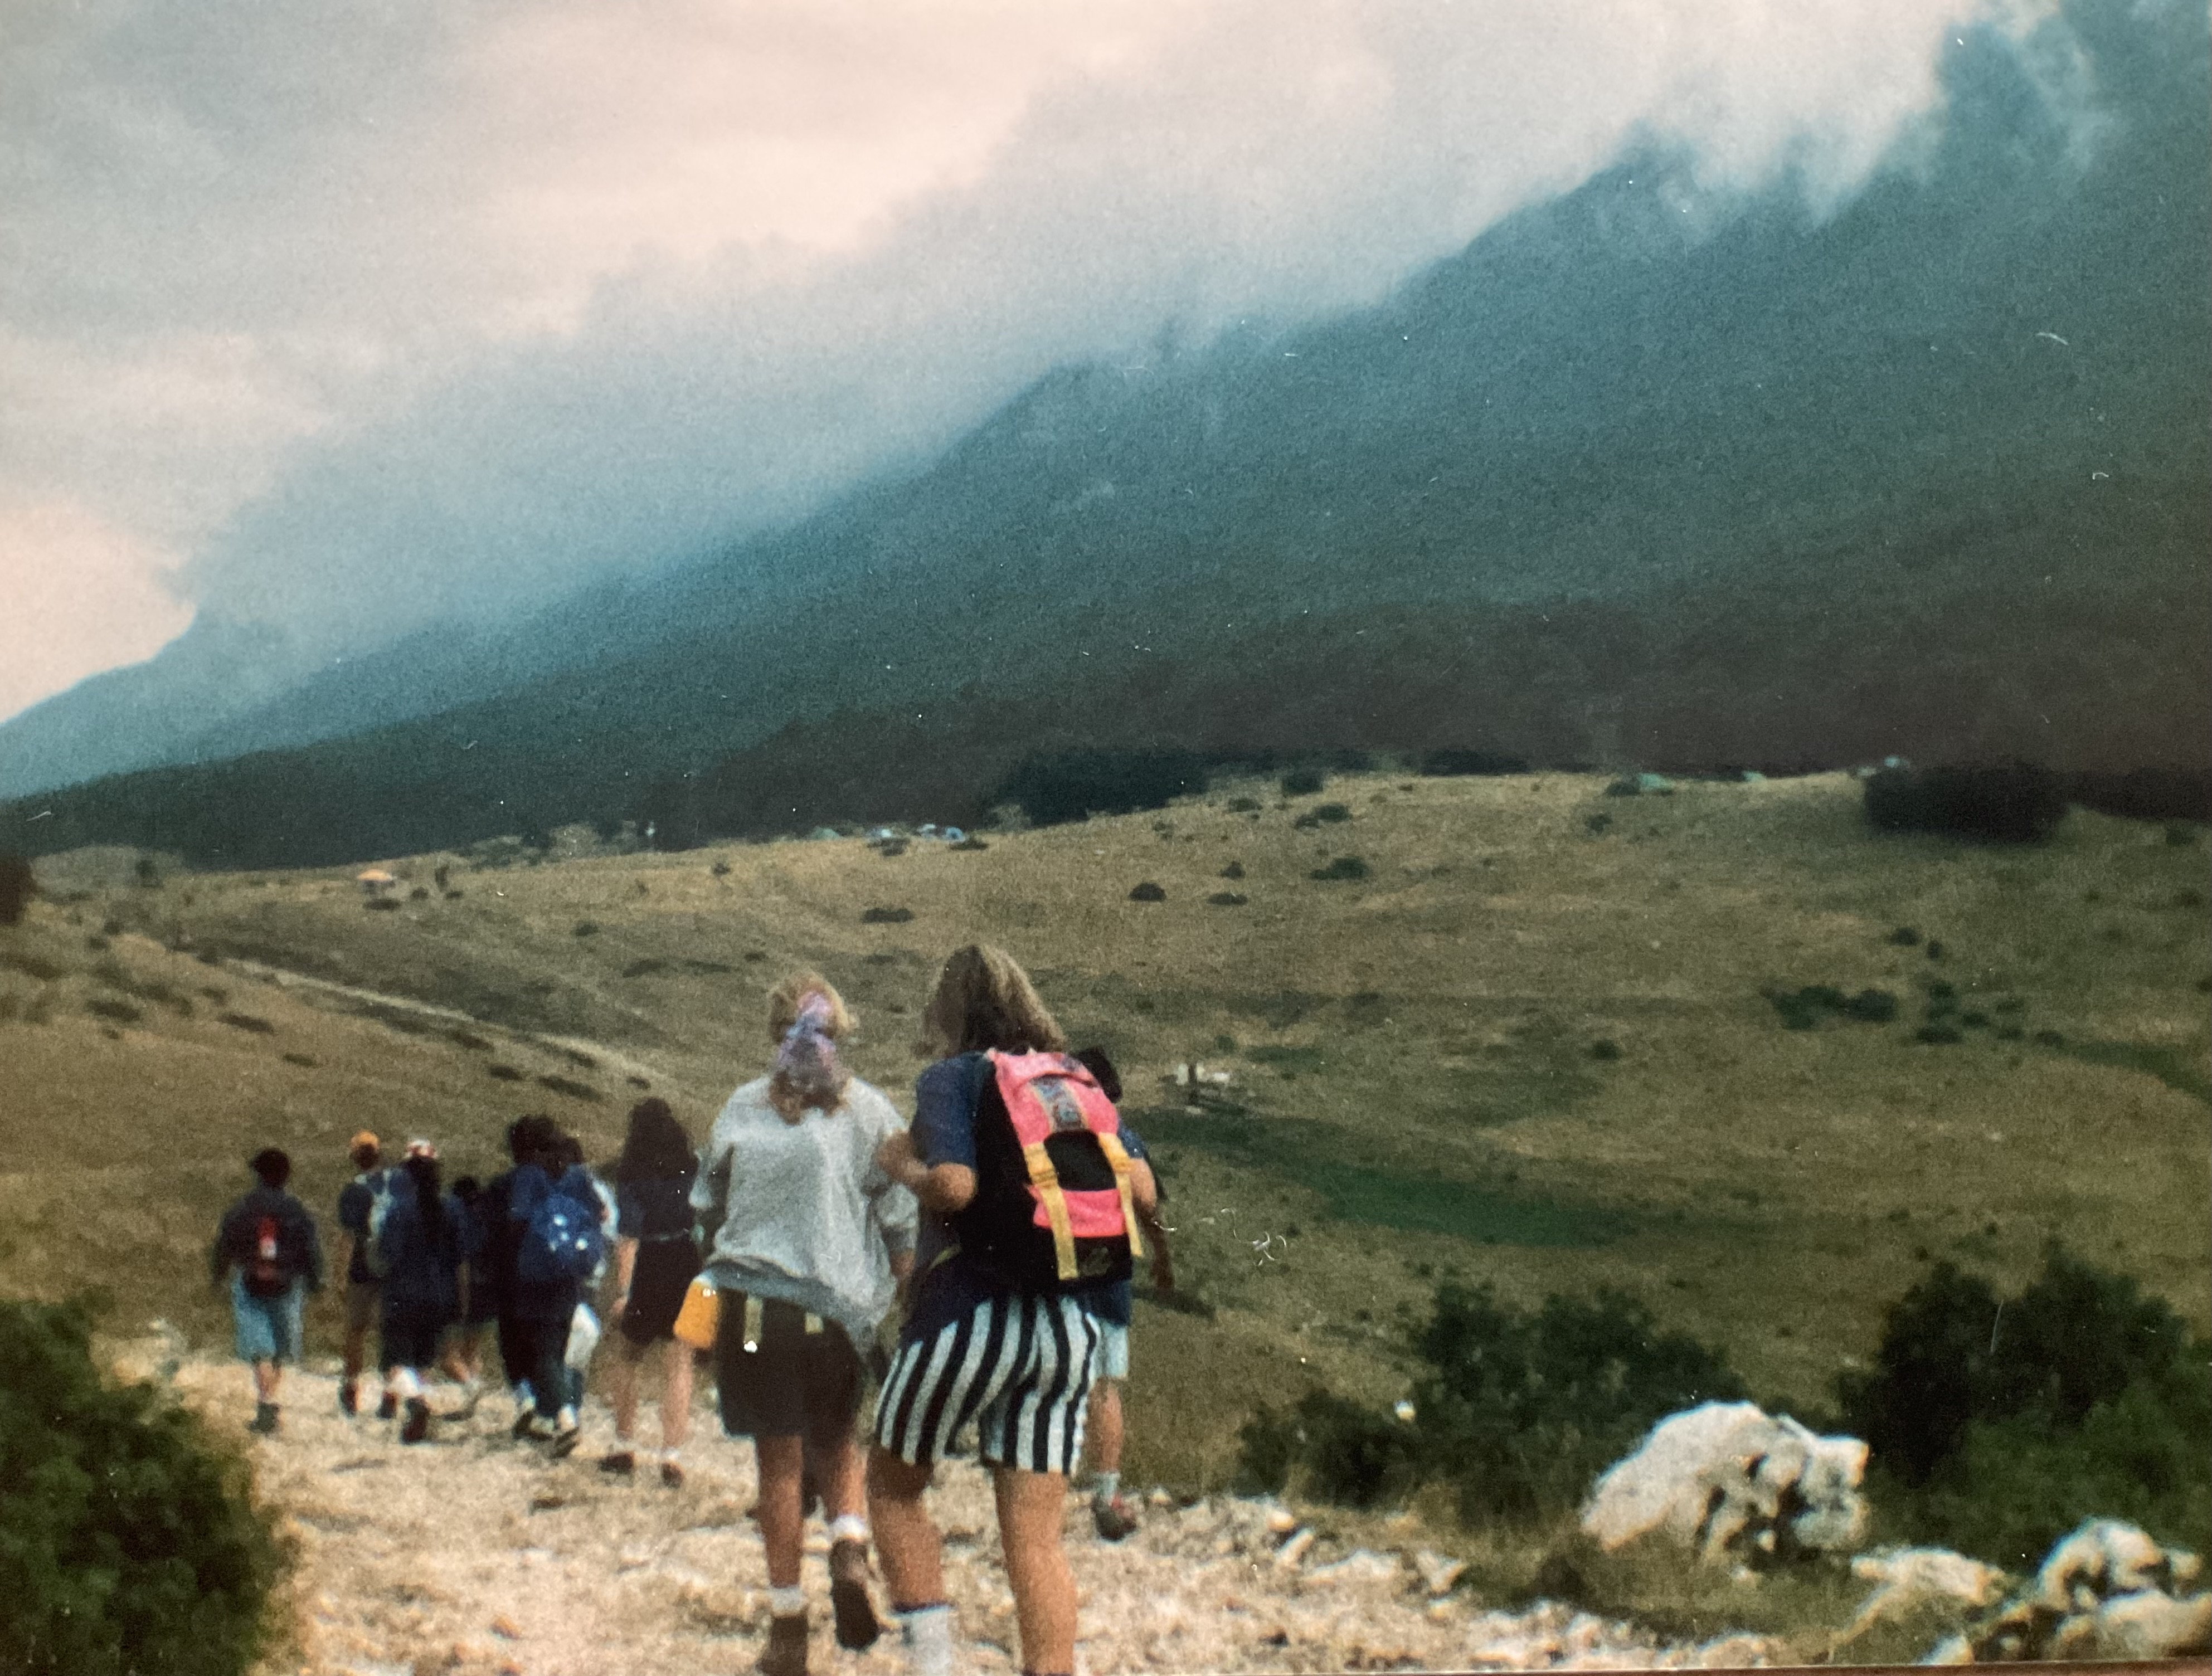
[335,1131,390,1417]
[375,1138,468,1444]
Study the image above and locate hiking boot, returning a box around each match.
[1092,1492,1139,1542]
[400,1397,432,1445]
[828,1539,882,1651]
[759,1611,809,1676]
[659,1460,685,1490]
[249,1401,281,1435]
[512,1409,539,1440]
[550,1421,581,1459]
[377,1391,400,1421]
[599,1450,636,1476]
[338,1381,358,1417]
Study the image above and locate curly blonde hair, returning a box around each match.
[766,970,854,1121]
[920,944,1066,1058]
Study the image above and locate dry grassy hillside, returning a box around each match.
[4,772,2207,1497]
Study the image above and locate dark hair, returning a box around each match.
[402,1153,444,1244]
[505,1112,560,1165]
[450,1174,482,1207]
[1073,1047,1122,1103]
[250,1148,290,1189]
[617,1098,696,1183]
[549,1131,585,1173]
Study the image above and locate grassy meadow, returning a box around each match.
[3,769,2206,1511]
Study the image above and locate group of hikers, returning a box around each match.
[209,943,1175,1676]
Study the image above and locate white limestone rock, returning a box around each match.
[1581,1401,1869,1561]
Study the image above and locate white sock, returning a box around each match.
[767,1584,806,1617]
[515,1381,534,1412]
[1092,1470,1120,1503]
[390,1366,421,1401]
[828,1513,868,1546]
[556,1405,578,1430]
[897,1604,954,1676]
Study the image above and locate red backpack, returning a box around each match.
[952,1051,1146,1290]
[244,1213,290,1298]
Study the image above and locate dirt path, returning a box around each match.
[124,1342,1787,1676]
[222,956,684,1097]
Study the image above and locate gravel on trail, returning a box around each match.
[138,1343,1788,1675]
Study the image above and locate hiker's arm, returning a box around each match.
[875,1131,975,1214]
[1140,1202,1175,1292]
[612,1237,638,1308]
[1127,1156,1159,1219]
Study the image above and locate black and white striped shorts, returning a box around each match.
[873,1293,1101,1475]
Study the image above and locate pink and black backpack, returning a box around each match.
[952,1050,1146,1290]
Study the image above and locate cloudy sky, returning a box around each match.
[0,0,2032,724]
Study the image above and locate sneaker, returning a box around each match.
[1092,1492,1139,1542]
[828,1539,881,1651]
[249,1401,281,1435]
[759,1610,809,1676]
[659,1460,686,1490]
[377,1391,400,1421]
[338,1381,358,1417]
[550,1422,581,1459]
[599,1451,636,1477]
[400,1397,432,1445]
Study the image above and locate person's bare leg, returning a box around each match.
[756,1433,807,1589]
[253,1359,280,1404]
[342,1317,368,1400]
[994,1466,1077,1674]
[659,1341,693,1451]
[1087,1378,1124,1478]
[867,1446,944,1607]
[610,1335,643,1447]
[823,1432,868,1522]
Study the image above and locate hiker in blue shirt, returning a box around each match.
[507,1127,606,1455]
[334,1130,388,1418]
[375,1139,467,1444]
[210,1147,324,1436]
[482,1112,563,1434]
[870,945,1157,1676]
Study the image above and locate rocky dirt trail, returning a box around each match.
[130,1342,1790,1676]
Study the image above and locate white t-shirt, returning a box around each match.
[691,1075,919,1343]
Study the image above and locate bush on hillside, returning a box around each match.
[1237,1283,1746,1524]
[0,852,33,925]
[991,751,1208,827]
[1863,763,2067,843]
[1418,749,1529,777]
[1840,1248,2210,1566]
[0,1299,284,1676]
[1280,766,1328,796]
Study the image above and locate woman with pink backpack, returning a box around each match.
[869,944,1159,1676]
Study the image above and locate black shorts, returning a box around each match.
[620,1237,701,1347]
[381,1312,450,1373]
[713,1294,861,1448]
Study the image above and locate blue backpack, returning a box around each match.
[517,1180,605,1287]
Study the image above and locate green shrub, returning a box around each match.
[1237,1284,1746,1524]
[1840,1249,2211,1565]
[1413,1284,1746,1523]
[0,1299,284,1676]
[1308,856,1369,881]
[1280,767,1326,797]
[0,853,33,925]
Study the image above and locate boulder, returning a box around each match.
[1579,1401,1868,1561]
[1945,1520,2210,1662]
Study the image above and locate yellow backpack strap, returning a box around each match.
[1020,1141,1080,1281]
[741,1294,765,1352]
[1093,1132,1147,1260]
